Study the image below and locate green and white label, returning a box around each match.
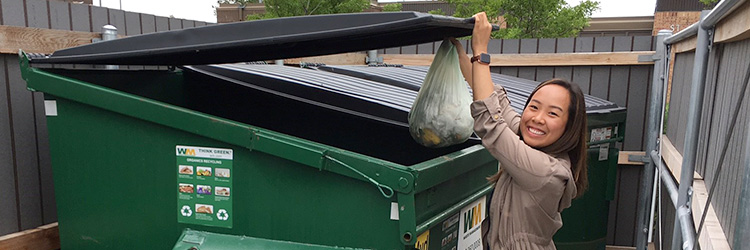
[176,145,233,228]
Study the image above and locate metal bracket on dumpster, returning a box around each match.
[323,155,394,198]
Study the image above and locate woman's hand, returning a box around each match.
[471,12,492,54]
[450,37,473,89]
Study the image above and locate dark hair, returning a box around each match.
[488,79,588,198]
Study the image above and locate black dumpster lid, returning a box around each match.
[316,65,625,114]
[29,12,479,66]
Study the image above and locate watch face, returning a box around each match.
[480,53,490,64]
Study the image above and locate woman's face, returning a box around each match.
[521,84,571,148]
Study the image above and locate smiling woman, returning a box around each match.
[453,12,589,250]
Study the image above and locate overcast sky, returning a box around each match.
[95,0,658,23]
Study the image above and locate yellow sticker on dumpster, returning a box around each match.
[176,145,233,228]
[415,230,429,250]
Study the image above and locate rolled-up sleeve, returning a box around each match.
[470,85,557,191]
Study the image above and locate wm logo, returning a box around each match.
[463,202,482,233]
[177,147,196,156]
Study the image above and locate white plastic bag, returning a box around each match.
[408,39,474,148]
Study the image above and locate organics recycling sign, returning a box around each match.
[176,145,233,228]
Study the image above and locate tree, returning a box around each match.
[428,9,447,16]
[382,3,402,12]
[445,0,599,39]
[261,0,370,18]
[217,0,261,7]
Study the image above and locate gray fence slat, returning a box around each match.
[140,14,156,34]
[155,16,169,32]
[517,67,536,81]
[168,17,182,30]
[614,165,640,246]
[182,19,195,28]
[575,37,594,52]
[48,0,70,30]
[1,0,25,26]
[675,54,696,152]
[108,9,126,33]
[32,91,55,224]
[384,47,399,54]
[590,66,611,99]
[401,45,417,54]
[613,36,633,52]
[500,67,519,77]
[632,36,653,51]
[520,39,538,53]
[195,21,206,27]
[607,178,618,245]
[5,56,43,231]
[608,67,629,107]
[572,66,592,94]
[502,39,520,54]
[487,39,501,53]
[24,0,48,28]
[536,67,554,81]
[70,3,91,32]
[538,38,556,53]
[417,42,433,54]
[124,11,140,35]
[624,66,650,151]
[594,37,613,52]
[553,66,573,81]
[0,56,20,235]
[90,5,108,33]
[557,38,575,53]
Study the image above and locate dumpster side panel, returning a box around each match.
[47,97,403,250]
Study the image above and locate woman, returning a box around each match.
[453,12,589,250]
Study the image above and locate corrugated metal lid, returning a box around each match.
[29,12,478,66]
[316,65,624,113]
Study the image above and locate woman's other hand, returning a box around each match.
[450,37,473,88]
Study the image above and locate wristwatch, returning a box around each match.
[471,53,491,65]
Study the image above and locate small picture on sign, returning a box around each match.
[179,184,194,194]
[178,165,193,175]
[196,166,212,177]
[215,187,230,197]
[196,204,213,214]
[197,185,212,195]
[215,168,230,178]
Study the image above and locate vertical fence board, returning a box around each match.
[520,38,537,53]
[108,9,126,33]
[572,66,592,94]
[140,14,156,34]
[182,19,195,28]
[1,0,26,26]
[124,11,140,35]
[48,0,70,30]
[0,56,20,236]
[594,37,613,52]
[33,90,54,223]
[557,38,575,53]
[608,67,630,107]
[70,3,91,32]
[632,36,653,51]
[624,66,650,151]
[155,16,169,32]
[517,67,536,81]
[614,166,641,246]
[502,39,520,54]
[417,42,433,54]
[500,67,519,77]
[554,66,573,81]
[25,0,48,28]
[538,38,556,53]
[575,37,594,52]
[168,17,182,30]
[487,39,501,54]
[590,66,611,99]
[401,45,416,54]
[536,67,554,81]
[5,56,43,231]
[613,36,633,52]
[90,5,108,32]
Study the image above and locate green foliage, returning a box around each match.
[262,0,370,17]
[445,0,599,39]
[217,0,261,7]
[699,0,718,8]
[382,3,402,12]
[428,9,447,16]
